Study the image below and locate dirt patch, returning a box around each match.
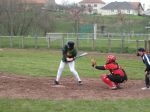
[0,72,149,100]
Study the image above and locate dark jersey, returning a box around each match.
[62,45,77,62]
[142,54,150,71]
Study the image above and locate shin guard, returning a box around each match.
[101,74,115,88]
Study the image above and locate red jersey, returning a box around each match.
[104,63,125,77]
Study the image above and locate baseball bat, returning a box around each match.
[75,52,88,59]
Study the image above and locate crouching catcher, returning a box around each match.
[91,55,127,90]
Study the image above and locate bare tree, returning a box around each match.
[38,0,57,34]
[37,11,56,35]
[117,11,126,24]
[43,0,57,11]
[0,0,42,36]
[69,4,84,33]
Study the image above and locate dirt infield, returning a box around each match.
[0,72,150,100]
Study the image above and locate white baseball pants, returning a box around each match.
[56,60,81,82]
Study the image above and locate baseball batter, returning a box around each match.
[92,55,127,90]
[54,41,82,85]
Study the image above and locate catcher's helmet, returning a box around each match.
[67,41,74,49]
[106,55,116,63]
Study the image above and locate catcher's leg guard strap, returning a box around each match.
[101,74,115,88]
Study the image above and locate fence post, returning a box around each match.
[34,35,38,49]
[67,33,69,42]
[92,33,95,50]
[136,40,139,50]
[21,36,24,48]
[0,36,2,48]
[76,33,79,49]
[62,34,65,48]
[145,40,147,51]
[48,35,51,48]
[121,35,124,53]
[9,36,13,48]
[148,40,150,53]
[108,33,111,52]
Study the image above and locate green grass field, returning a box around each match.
[0,99,150,112]
[0,49,144,79]
[0,49,149,112]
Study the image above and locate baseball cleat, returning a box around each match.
[111,86,117,90]
[141,87,150,90]
[78,81,83,85]
[54,80,59,85]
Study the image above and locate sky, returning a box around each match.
[55,0,150,10]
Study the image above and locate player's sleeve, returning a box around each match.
[62,45,67,58]
[95,65,106,70]
[74,49,77,57]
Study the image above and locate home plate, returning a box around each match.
[51,85,66,88]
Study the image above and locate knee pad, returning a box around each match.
[101,74,107,81]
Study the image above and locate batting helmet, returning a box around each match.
[106,55,116,63]
[67,41,74,50]
[137,48,145,56]
[137,48,145,52]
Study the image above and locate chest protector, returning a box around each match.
[106,63,125,77]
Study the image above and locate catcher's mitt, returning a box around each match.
[91,58,97,67]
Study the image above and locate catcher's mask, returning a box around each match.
[137,48,145,56]
[67,41,74,50]
[106,55,116,63]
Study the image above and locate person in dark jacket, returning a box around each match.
[137,48,150,90]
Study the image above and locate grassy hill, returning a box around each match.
[54,12,150,33]
[0,10,149,35]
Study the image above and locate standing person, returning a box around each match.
[54,41,82,85]
[91,55,127,90]
[137,48,150,90]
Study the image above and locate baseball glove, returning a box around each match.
[91,58,97,67]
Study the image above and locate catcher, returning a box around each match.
[137,48,150,90]
[91,55,127,90]
[54,41,82,85]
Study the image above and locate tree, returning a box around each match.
[69,4,84,33]
[38,0,57,34]
[43,0,57,11]
[37,11,56,35]
[0,0,45,36]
